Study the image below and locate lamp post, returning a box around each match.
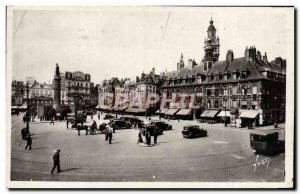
[274,96,277,128]
[25,82,30,132]
[224,100,227,127]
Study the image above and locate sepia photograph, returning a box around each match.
[6,6,294,188]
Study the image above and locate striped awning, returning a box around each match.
[99,105,112,110]
[200,110,219,118]
[165,109,180,116]
[126,108,146,113]
[176,109,192,116]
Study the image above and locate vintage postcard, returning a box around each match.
[6,6,294,188]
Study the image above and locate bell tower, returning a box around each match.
[202,18,220,71]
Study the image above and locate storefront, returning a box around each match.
[164,109,180,119]
[238,110,259,129]
[199,110,220,123]
[216,110,230,125]
[175,109,192,120]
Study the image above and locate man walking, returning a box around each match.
[98,113,100,120]
[108,129,113,144]
[105,128,109,141]
[66,119,69,129]
[50,116,55,125]
[51,149,61,174]
[25,134,32,150]
[153,127,158,144]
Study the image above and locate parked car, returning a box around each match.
[250,131,285,156]
[150,120,172,133]
[103,114,115,120]
[110,119,132,129]
[182,125,207,138]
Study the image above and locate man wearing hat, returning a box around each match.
[51,148,61,174]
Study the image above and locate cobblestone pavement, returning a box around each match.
[10,113,285,182]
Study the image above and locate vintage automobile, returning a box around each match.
[98,123,109,134]
[250,131,285,155]
[103,114,115,120]
[150,120,172,133]
[182,125,207,138]
[110,119,132,129]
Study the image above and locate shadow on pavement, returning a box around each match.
[60,168,79,173]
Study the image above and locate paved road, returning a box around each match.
[10,113,285,182]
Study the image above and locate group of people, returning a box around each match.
[137,128,159,146]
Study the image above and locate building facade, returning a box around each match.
[161,19,286,127]
[11,80,25,106]
[64,71,91,105]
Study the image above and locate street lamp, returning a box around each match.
[25,82,30,132]
[224,100,227,127]
[274,96,277,128]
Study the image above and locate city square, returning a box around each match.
[11,112,285,182]
[7,6,293,188]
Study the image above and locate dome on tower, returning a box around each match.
[207,18,216,31]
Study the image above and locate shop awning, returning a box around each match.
[239,110,259,119]
[176,109,192,116]
[200,110,219,118]
[164,109,180,115]
[113,105,128,111]
[126,107,146,113]
[99,105,112,110]
[18,104,27,109]
[155,109,168,114]
[217,111,231,117]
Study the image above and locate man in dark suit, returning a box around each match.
[51,149,61,174]
[25,134,32,150]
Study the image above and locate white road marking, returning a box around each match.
[213,141,228,144]
[231,154,245,159]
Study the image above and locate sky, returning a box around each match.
[11,7,293,84]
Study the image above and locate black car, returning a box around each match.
[103,114,115,120]
[250,131,284,155]
[182,125,207,138]
[150,120,172,133]
[110,119,132,129]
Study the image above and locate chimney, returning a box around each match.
[245,46,250,59]
[263,52,268,62]
[152,67,155,74]
[256,50,261,60]
[192,59,197,68]
[249,46,256,61]
[187,59,193,69]
[282,59,286,69]
[226,50,234,63]
[136,76,140,83]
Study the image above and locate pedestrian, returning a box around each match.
[113,125,116,133]
[108,129,113,144]
[98,114,100,120]
[21,127,27,140]
[50,116,55,125]
[66,119,69,129]
[25,134,32,150]
[105,128,109,141]
[146,131,151,146]
[40,116,42,122]
[51,149,61,174]
[91,115,93,121]
[137,131,143,144]
[77,125,81,136]
[153,128,158,144]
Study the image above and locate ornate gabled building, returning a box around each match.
[161,19,286,127]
